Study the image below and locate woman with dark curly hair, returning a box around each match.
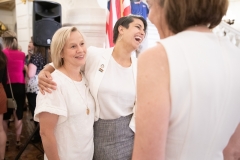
[0,41,7,160]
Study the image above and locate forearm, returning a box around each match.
[40,131,60,160]
[39,112,60,160]
[28,63,37,78]
[43,63,55,73]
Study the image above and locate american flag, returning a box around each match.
[106,0,131,47]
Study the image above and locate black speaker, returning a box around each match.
[33,1,61,47]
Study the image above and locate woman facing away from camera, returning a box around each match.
[0,43,7,160]
[132,0,240,160]
[38,15,147,160]
[34,26,95,160]
[1,31,25,149]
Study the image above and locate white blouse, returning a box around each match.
[34,70,95,160]
[98,56,136,119]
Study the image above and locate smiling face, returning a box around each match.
[120,18,146,50]
[61,31,86,68]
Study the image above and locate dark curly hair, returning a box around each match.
[0,43,7,69]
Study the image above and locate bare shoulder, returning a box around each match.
[138,42,168,72]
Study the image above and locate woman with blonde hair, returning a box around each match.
[2,30,25,149]
[38,15,147,160]
[132,0,240,159]
[34,26,95,159]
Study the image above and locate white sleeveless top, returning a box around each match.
[160,31,240,160]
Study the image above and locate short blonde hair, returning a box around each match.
[51,26,82,68]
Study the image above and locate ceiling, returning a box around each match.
[0,0,15,11]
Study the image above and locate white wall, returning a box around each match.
[15,0,33,54]
[14,0,106,53]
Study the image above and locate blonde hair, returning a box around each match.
[2,30,18,50]
[51,26,82,68]
[18,45,22,51]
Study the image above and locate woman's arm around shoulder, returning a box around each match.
[132,43,171,160]
[38,63,57,94]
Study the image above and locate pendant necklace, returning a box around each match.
[72,76,90,115]
[64,68,90,115]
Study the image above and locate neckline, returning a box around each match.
[185,25,212,33]
[56,69,84,83]
[111,56,132,69]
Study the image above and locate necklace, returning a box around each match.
[63,68,90,115]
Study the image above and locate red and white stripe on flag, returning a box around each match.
[106,0,131,48]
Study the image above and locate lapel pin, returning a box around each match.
[99,64,104,72]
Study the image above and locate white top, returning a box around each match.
[160,31,240,160]
[34,70,95,160]
[98,56,136,119]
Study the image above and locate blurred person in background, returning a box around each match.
[25,37,34,67]
[26,40,51,143]
[0,41,7,160]
[24,37,35,114]
[2,30,25,149]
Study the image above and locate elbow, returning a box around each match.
[39,128,46,138]
[39,128,51,140]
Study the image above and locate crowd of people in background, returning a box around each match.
[1,30,25,151]
[0,0,240,159]
[0,30,50,159]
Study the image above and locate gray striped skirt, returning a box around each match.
[93,114,134,160]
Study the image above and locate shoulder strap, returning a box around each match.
[7,69,15,99]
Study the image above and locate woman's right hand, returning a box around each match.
[38,70,57,94]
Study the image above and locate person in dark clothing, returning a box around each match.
[0,42,7,160]
[26,43,50,143]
